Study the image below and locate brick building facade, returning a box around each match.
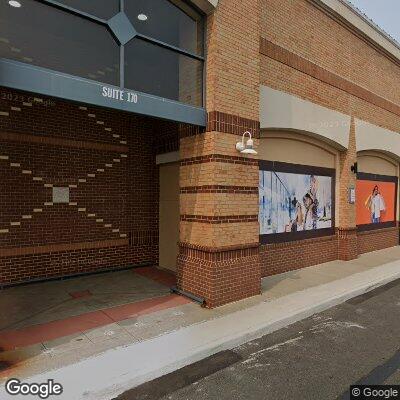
[0,0,399,307]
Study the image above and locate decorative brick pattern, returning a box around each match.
[0,86,181,285]
[180,154,259,167]
[180,185,258,194]
[0,131,127,153]
[178,124,205,139]
[180,131,250,159]
[179,241,260,256]
[0,239,128,257]
[180,214,258,224]
[0,133,130,240]
[206,111,260,138]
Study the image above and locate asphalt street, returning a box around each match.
[116,278,400,400]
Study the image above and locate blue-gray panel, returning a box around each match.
[108,12,137,45]
[0,58,206,126]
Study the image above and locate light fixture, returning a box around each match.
[236,131,257,155]
[8,0,21,7]
[137,13,148,21]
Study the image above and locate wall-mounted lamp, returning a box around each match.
[236,131,257,155]
[350,162,358,174]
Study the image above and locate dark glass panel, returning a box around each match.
[54,0,119,20]
[0,0,119,85]
[126,0,204,56]
[125,38,203,106]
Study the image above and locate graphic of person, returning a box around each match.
[309,175,319,229]
[288,197,304,232]
[302,192,315,230]
[365,185,386,223]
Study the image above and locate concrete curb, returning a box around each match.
[1,259,400,400]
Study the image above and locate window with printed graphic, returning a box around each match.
[356,173,398,231]
[259,161,336,244]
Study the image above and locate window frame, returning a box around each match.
[34,0,205,92]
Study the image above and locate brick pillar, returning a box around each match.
[337,116,358,260]
[176,0,261,307]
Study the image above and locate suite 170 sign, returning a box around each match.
[102,86,138,104]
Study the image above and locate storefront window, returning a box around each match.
[0,0,204,108]
[0,0,119,85]
[126,0,204,56]
[356,173,398,230]
[259,161,336,243]
[125,38,203,107]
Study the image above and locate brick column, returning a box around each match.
[337,116,358,260]
[176,0,261,307]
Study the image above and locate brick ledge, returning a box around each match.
[0,239,129,257]
[358,225,399,236]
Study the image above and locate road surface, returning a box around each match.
[116,278,400,400]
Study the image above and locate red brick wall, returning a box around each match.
[260,235,338,277]
[357,227,399,255]
[337,228,358,261]
[261,226,399,277]
[0,86,180,285]
[1,245,157,285]
[177,243,261,307]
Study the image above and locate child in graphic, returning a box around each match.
[365,185,386,223]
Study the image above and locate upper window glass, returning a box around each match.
[0,0,119,85]
[125,38,203,106]
[126,0,204,56]
[54,0,119,20]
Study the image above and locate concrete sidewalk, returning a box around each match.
[1,247,400,399]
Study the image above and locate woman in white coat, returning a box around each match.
[365,185,386,224]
